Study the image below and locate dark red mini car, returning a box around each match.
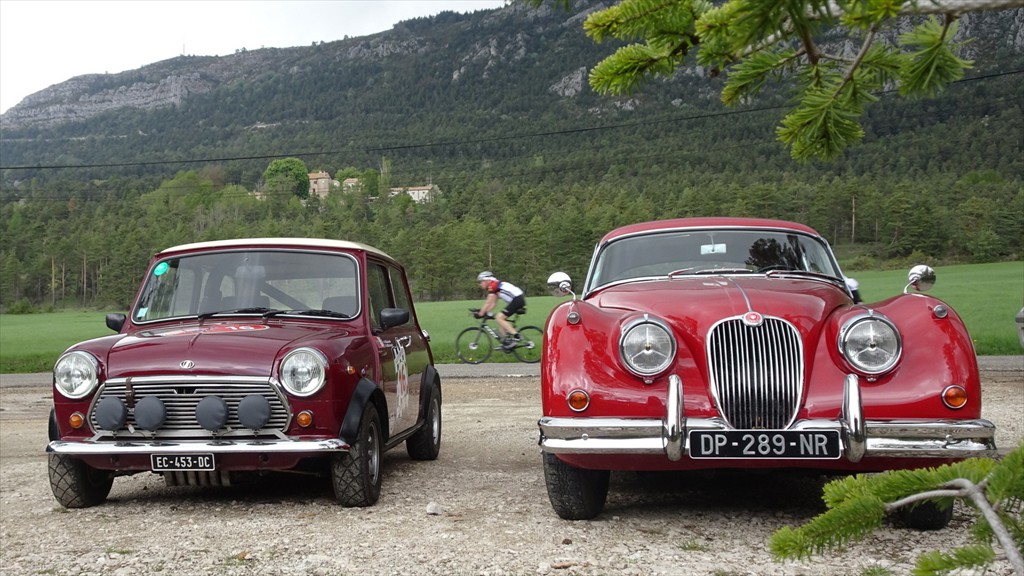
[48,238,441,508]
[539,218,997,525]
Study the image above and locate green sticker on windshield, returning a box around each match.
[153,262,169,276]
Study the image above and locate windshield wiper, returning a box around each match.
[764,269,845,287]
[198,307,273,320]
[262,309,351,319]
[668,267,755,277]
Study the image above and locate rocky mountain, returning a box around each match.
[1,3,1021,184]
[1,4,595,129]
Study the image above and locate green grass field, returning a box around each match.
[2,262,1020,373]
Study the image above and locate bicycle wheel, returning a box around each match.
[456,327,492,364]
[512,326,543,363]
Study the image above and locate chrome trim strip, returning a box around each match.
[47,438,349,455]
[104,375,270,385]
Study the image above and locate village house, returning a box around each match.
[268,174,440,204]
[389,184,440,203]
[308,170,337,199]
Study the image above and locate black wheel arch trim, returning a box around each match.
[417,365,441,420]
[49,408,60,442]
[339,377,386,446]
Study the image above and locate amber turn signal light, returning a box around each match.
[567,390,590,412]
[69,412,85,429]
[296,410,314,427]
[941,385,968,409]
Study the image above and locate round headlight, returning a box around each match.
[620,316,676,377]
[279,348,328,397]
[839,315,902,375]
[53,351,99,399]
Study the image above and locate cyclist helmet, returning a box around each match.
[477,271,496,282]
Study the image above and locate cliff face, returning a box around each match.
[1,5,1020,132]
[5,71,210,128]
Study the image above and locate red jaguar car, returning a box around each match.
[539,218,997,525]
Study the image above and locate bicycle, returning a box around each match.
[455,309,543,364]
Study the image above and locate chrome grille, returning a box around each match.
[90,376,290,439]
[707,317,803,429]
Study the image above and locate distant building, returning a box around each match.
[308,171,338,199]
[351,179,441,204]
[342,178,362,192]
[388,184,440,203]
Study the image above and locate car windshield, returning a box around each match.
[132,249,360,323]
[586,228,841,291]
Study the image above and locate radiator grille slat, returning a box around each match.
[89,378,290,439]
[708,317,803,429]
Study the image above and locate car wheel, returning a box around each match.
[897,499,954,530]
[542,452,609,520]
[406,383,441,461]
[331,403,383,507]
[48,453,113,509]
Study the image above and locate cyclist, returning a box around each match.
[475,271,526,350]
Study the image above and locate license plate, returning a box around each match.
[151,454,215,471]
[689,430,841,459]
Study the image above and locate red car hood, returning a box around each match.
[104,320,346,378]
[589,276,848,342]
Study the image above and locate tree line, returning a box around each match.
[1,141,1020,312]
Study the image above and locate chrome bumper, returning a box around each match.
[47,437,349,456]
[538,375,998,462]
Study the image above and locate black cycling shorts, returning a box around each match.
[501,295,526,317]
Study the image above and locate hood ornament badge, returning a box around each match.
[742,311,764,327]
[179,360,195,369]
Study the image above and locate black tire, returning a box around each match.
[48,453,113,508]
[456,327,492,364]
[542,452,609,520]
[331,403,383,507]
[406,383,441,461]
[512,326,543,363]
[897,499,954,530]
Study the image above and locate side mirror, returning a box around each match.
[905,265,936,293]
[547,272,573,297]
[106,313,126,332]
[379,308,410,332]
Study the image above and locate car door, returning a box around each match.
[366,260,426,437]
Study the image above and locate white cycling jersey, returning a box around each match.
[485,279,523,303]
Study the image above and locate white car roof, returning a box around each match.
[158,237,393,261]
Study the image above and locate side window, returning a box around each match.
[367,262,393,331]
[390,266,412,313]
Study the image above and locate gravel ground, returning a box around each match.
[0,361,1020,576]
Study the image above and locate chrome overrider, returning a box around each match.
[538,375,998,461]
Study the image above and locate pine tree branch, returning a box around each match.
[842,26,880,85]
[886,479,1024,575]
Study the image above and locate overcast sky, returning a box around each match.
[0,0,506,114]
